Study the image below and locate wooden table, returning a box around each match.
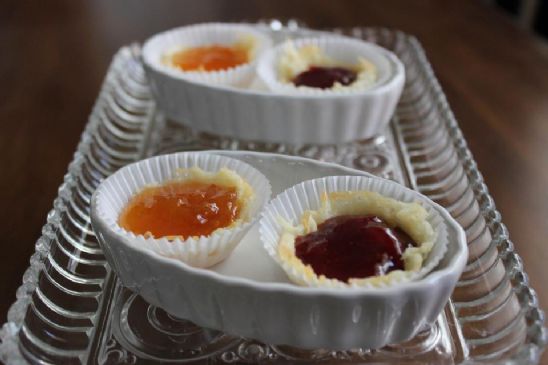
[1,0,547,362]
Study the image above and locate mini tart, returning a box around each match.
[257,36,393,95]
[162,36,256,72]
[120,167,255,240]
[92,152,271,268]
[277,191,435,287]
[277,42,377,91]
[259,176,448,289]
[172,167,254,230]
[143,23,273,87]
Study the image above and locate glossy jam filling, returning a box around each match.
[292,66,357,89]
[294,215,417,282]
[170,45,248,72]
[118,181,240,239]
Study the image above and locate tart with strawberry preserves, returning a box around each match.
[276,190,437,287]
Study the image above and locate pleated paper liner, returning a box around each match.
[257,36,402,95]
[259,175,449,288]
[143,23,273,87]
[92,152,271,268]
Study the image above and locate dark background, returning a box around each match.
[1,0,547,363]
[497,0,548,36]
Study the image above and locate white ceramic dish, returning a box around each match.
[142,26,405,144]
[90,151,467,350]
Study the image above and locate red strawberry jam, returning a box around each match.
[292,66,357,89]
[294,215,417,282]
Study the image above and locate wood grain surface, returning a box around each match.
[1,0,547,362]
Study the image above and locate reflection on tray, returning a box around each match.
[100,287,456,364]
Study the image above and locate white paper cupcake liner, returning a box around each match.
[259,176,448,288]
[93,152,272,268]
[143,23,273,87]
[257,36,400,95]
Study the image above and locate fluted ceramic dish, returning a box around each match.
[91,151,467,350]
[143,25,405,144]
[0,22,545,365]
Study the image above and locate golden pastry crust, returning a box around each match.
[277,42,377,90]
[162,35,258,71]
[277,191,436,288]
[140,167,255,240]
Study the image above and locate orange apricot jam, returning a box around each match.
[118,180,241,239]
[170,44,249,72]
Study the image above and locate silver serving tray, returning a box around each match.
[0,22,546,364]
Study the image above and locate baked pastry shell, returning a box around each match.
[91,152,271,268]
[260,175,448,288]
[257,36,397,95]
[142,23,273,87]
